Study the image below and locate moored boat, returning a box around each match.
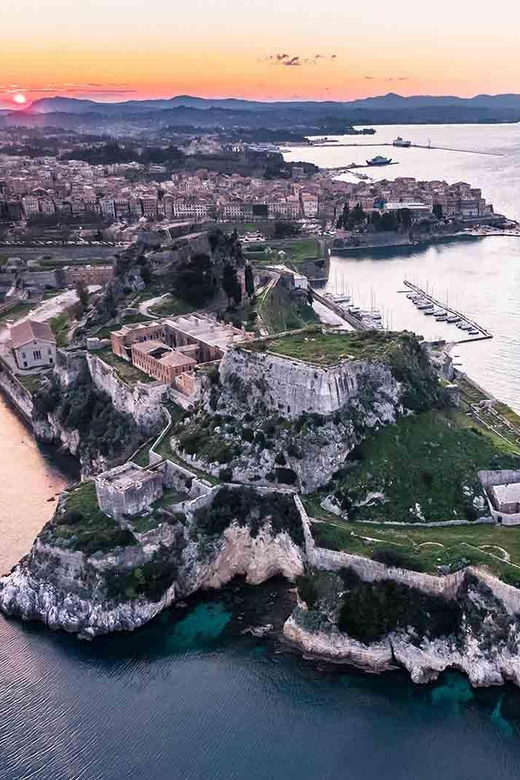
[366,155,392,166]
[393,137,412,148]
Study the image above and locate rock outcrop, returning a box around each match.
[283,559,520,688]
[32,349,145,476]
[0,485,305,639]
[173,331,443,493]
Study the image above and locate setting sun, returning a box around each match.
[12,92,27,105]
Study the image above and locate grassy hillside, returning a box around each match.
[327,409,520,525]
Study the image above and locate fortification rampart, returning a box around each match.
[86,353,168,433]
[219,347,399,419]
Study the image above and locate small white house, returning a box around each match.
[9,319,57,371]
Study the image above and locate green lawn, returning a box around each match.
[0,302,34,326]
[149,296,194,318]
[17,374,43,395]
[257,285,318,334]
[311,517,520,586]
[248,327,410,364]
[244,238,320,267]
[328,409,520,525]
[279,239,320,264]
[96,347,156,385]
[50,313,70,347]
[51,482,136,555]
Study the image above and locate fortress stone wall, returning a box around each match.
[218,347,401,419]
[87,353,168,433]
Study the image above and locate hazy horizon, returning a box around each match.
[2,0,520,108]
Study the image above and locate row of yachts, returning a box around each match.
[406,292,481,335]
[326,293,384,330]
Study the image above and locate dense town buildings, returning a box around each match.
[0,146,496,232]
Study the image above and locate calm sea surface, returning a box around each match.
[3,586,520,780]
[284,124,520,412]
[2,124,520,779]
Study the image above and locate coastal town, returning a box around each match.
[6,0,520,773]
[2,108,520,701]
[0,130,509,249]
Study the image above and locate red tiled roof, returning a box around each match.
[9,319,56,350]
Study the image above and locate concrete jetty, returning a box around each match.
[403,280,492,344]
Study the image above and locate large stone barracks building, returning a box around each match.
[111,313,253,390]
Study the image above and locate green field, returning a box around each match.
[0,302,34,326]
[50,313,70,347]
[279,239,320,264]
[256,284,318,334]
[311,517,520,586]
[244,238,320,266]
[325,409,520,525]
[17,374,43,395]
[248,327,410,364]
[149,295,194,318]
[50,482,135,555]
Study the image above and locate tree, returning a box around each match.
[433,203,443,220]
[75,279,89,309]
[174,253,216,307]
[244,263,255,300]
[273,221,301,239]
[337,203,350,229]
[350,203,366,226]
[222,262,242,307]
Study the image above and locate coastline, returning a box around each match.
[332,228,520,255]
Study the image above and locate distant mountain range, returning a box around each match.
[24,92,520,114]
[3,93,520,132]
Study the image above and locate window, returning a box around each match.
[23,361,27,368]
[22,351,26,358]
[33,350,41,360]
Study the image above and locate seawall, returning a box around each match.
[0,355,34,423]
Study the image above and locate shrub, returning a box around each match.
[276,467,298,485]
[371,548,425,572]
[194,486,304,546]
[219,467,233,482]
[338,579,460,644]
[286,442,302,459]
[296,574,319,609]
[254,431,267,448]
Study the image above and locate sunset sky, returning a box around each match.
[2,0,520,107]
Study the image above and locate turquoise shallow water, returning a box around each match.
[3,587,520,780]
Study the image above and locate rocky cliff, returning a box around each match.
[0,485,305,639]
[5,476,520,689]
[32,349,145,476]
[283,556,520,687]
[172,330,442,493]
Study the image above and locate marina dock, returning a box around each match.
[317,142,501,157]
[403,280,492,344]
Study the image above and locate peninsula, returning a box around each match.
[1,223,520,689]
[1,183,520,689]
